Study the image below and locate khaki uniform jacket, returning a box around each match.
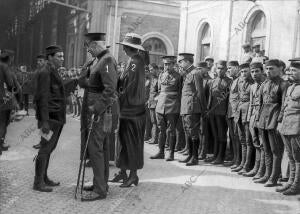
[227,78,239,119]
[247,81,264,128]
[180,65,206,115]
[235,77,254,123]
[257,77,289,130]
[155,70,181,114]
[148,75,158,109]
[208,76,232,116]
[278,83,300,135]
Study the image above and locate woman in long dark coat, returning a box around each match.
[110,33,146,187]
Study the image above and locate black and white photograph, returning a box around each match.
[0,0,300,213]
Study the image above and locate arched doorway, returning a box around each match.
[247,11,266,50]
[199,23,211,61]
[142,37,167,65]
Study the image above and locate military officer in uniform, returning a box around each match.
[254,59,289,187]
[146,63,159,145]
[80,33,118,201]
[226,61,240,168]
[277,58,300,195]
[206,60,232,164]
[196,61,211,160]
[244,62,266,178]
[178,53,206,166]
[232,63,254,174]
[150,56,181,161]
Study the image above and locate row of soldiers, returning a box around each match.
[145,53,300,196]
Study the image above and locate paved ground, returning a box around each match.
[0,115,300,214]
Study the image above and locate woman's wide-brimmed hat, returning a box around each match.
[116,33,145,51]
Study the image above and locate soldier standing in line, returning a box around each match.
[206,60,232,164]
[80,33,118,200]
[244,62,266,178]
[178,54,206,166]
[146,63,159,145]
[277,58,300,195]
[150,56,181,161]
[0,53,13,155]
[254,59,289,187]
[196,61,211,160]
[232,63,254,174]
[226,61,240,168]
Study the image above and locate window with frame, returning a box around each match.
[143,37,167,65]
[199,23,211,61]
[248,11,266,50]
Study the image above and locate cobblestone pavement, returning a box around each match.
[1,115,300,214]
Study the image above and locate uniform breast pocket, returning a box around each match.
[291,89,300,101]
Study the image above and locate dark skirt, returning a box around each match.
[116,115,146,170]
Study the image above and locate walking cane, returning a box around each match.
[75,114,95,200]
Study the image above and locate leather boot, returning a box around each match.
[283,163,300,195]
[254,151,272,184]
[232,144,246,172]
[244,148,260,177]
[179,138,193,163]
[253,149,265,180]
[150,133,165,159]
[0,138,9,151]
[276,161,295,193]
[186,138,199,166]
[231,139,242,169]
[265,149,283,187]
[33,154,53,192]
[120,170,139,188]
[44,155,60,186]
[198,134,207,160]
[212,141,226,165]
[239,145,253,175]
[166,135,176,161]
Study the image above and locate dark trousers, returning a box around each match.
[20,94,29,111]
[144,107,152,141]
[156,113,179,151]
[149,108,158,144]
[176,117,185,150]
[38,122,63,155]
[209,114,227,160]
[0,110,11,141]
[227,117,239,163]
[87,114,109,196]
[260,129,284,182]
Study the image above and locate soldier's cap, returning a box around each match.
[177,53,194,62]
[217,60,227,67]
[204,56,214,62]
[116,33,144,51]
[162,55,177,63]
[196,61,208,68]
[239,62,250,70]
[0,52,10,61]
[252,43,260,48]
[3,49,15,56]
[36,54,46,59]
[45,45,63,55]
[290,62,300,69]
[250,62,263,70]
[84,32,106,42]
[265,59,281,67]
[227,60,239,67]
[242,43,251,48]
[289,57,300,62]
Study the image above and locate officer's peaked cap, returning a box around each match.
[217,60,227,67]
[289,58,300,69]
[162,55,177,63]
[239,62,250,70]
[227,60,239,67]
[265,59,281,67]
[242,43,251,48]
[250,62,263,70]
[204,56,214,62]
[84,32,106,41]
[177,53,194,62]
